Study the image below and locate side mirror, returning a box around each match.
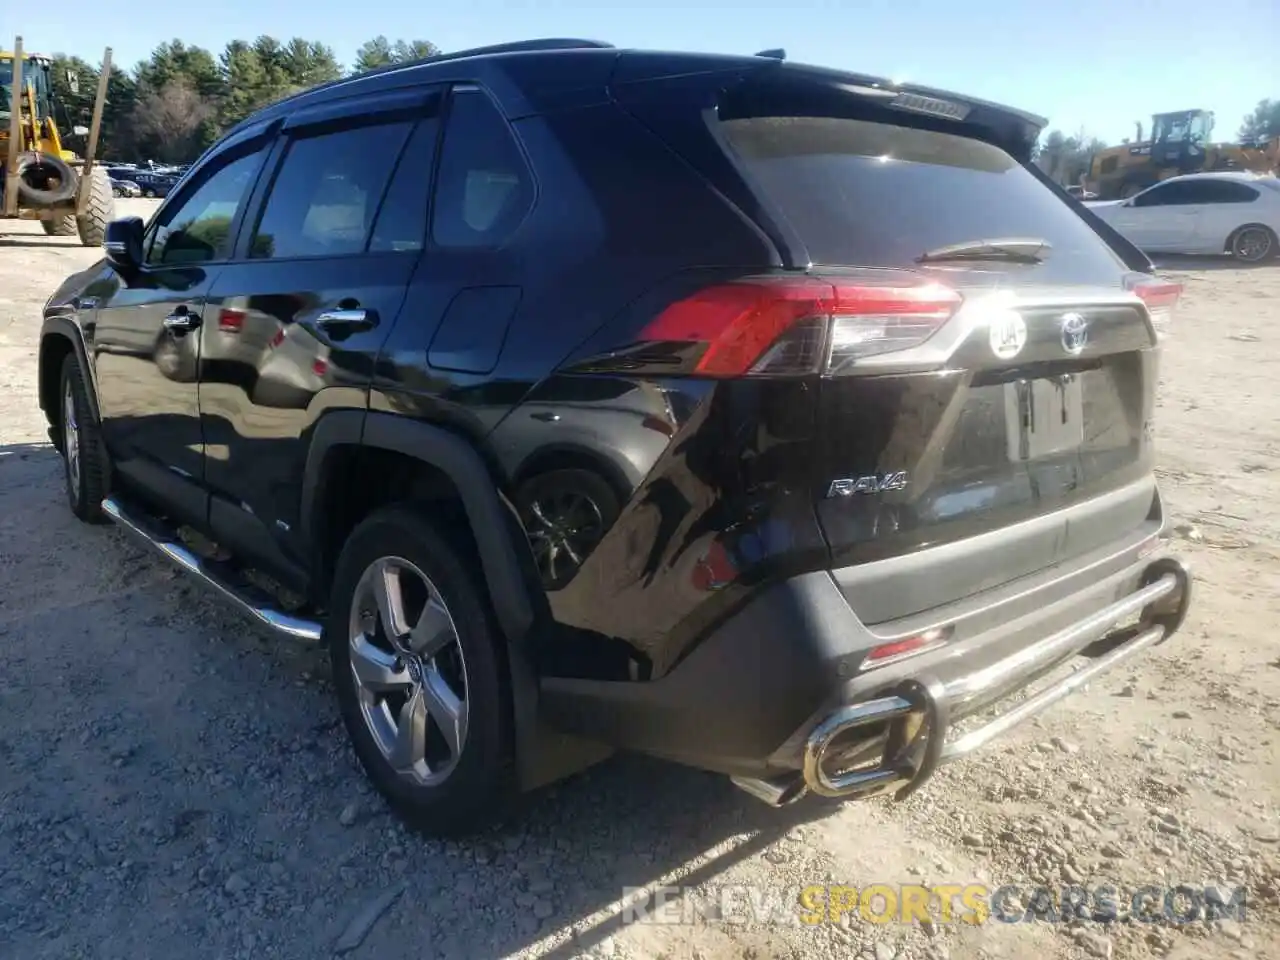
[104,217,145,274]
[72,125,89,137]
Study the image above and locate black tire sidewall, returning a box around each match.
[58,353,105,522]
[327,507,514,833]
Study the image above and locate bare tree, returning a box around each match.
[130,80,214,164]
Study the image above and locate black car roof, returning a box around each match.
[221,39,1046,144]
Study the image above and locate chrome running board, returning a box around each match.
[101,497,323,643]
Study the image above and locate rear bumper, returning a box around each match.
[800,556,1190,802]
[540,527,1192,798]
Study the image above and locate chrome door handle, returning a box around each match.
[163,310,202,334]
[315,308,378,339]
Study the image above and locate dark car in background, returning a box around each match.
[106,166,178,197]
[40,39,1191,835]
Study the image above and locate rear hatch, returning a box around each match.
[616,61,1179,624]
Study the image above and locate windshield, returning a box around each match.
[720,115,1127,285]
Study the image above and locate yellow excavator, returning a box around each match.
[1,36,114,244]
[1084,109,1280,200]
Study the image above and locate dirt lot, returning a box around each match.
[1,201,1277,960]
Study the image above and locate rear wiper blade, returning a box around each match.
[916,238,1051,264]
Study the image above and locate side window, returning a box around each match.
[368,117,440,253]
[1200,180,1260,204]
[146,147,266,266]
[432,88,533,248]
[1133,182,1189,208]
[250,120,413,259]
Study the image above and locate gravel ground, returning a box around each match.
[1,201,1277,960]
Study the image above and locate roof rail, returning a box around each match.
[244,38,615,128]
[755,48,787,60]
[354,38,615,79]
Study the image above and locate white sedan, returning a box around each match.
[1085,172,1280,263]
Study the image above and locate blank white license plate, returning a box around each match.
[1004,375,1084,462]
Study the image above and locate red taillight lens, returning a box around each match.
[637,276,962,377]
[1126,276,1182,339]
[218,308,246,333]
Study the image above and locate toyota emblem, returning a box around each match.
[1060,312,1089,355]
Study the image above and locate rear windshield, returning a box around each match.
[721,116,1127,284]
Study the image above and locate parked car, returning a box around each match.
[1086,172,1280,262]
[38,39,1192,835]
[109,178,141,198]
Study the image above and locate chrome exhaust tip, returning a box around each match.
[730,774,807,807]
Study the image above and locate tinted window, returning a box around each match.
[1133,180,1204,207]
[368,117,440,253]
[432,89,533,248]
[147,147,265,265]
[1198,180,1260,203]
[721,116,1124,282]
[251,121,413,259]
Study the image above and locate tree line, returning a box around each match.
[50,35,441,164]
[45,37,1280,174]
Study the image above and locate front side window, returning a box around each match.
[1133,181,1193,207]
[249,121,413,259]
[146,147,266,265]
[431,88,533,248]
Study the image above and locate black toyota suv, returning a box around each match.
[38,39,1192,833]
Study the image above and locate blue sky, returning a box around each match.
[18,0,1278,144]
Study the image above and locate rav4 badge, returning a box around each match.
[827,472,910,498]
[988,309,1028,360]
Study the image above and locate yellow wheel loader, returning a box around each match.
[1,36,114,245]
[1084,109,1280,200]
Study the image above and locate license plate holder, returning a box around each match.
[1004,375,1084,462]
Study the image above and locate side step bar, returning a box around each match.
[101,497,324,643]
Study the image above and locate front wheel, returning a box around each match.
[41,214,77,237]
[59,353,109,523]
[1229,224,1278,263]
[328,507,515,835]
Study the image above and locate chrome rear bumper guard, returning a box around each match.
[801,557,1192,802]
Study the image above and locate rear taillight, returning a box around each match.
[218,308,246,333]
[636,275,962,377]
[1126,276,1182,339]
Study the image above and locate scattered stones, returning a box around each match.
[339,802,359,827]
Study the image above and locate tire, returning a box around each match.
[143,188,155,198]
[14,151,78,206]
[515,468,620,590]
[1228,224,1278,264]
[41,214,77,237]
[76,168,115,248]
[58,353,109,524]
[328,506,515,835]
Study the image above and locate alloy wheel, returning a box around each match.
[525,490,605,587]
[1233,227,1273,263]
[348,557,469,786]
[63,380,81,499]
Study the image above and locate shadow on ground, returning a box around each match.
[0,442,838,960]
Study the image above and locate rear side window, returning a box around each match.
[251,121,413,259]
[721,116,1126,282]
[432,88,533,248]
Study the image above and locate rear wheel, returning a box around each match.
[76,167,115,248]
[1229,224,1277,263]
[328,507,514,835]
[58,353,109,523]
[41,214,77,237]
